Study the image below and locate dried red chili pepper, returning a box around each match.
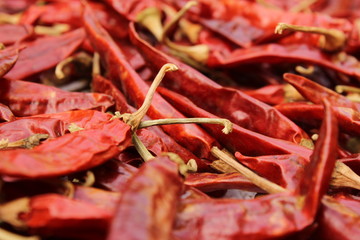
[185,172,263,193]
[0,103,15,122]
[92,74,201,164]
[0,24,33,45]
[275,102,360,136]
[107,156,183,240]
[242,84,286,105]
[0,79,114,116]
[129,22,310,145]
[235,153,307,190]
[0,47,19,77]
[0,0,37,13]
[12,194,111,240]
[208,43,360,80]
[158,86,312,158]
[283,73,360,111]
[0,117,65,142]
[4,28,85,80]
[104,0,159,21]
[83,4,218,160]
[0,118,131,178]
[174,99,337,239]
[315,195,360,240]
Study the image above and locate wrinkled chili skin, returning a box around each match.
[0,24,33,45]
[92,74,201,164]
[0,47,19,78]
[83,4,218,160]
[22,194,112,240]
[0,117,65,141]
[0,103,16,122]
[283,73,360,111]
[129,22,310,145]
[158,86,312,158]
[4,28,85,80]
[0,79,114,116]
[275,102,360,136]
[107,156,183,240]
[0,119,131,178]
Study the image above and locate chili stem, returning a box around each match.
[136,7,163,41]
[275,22,346,51]
[331,161,360,190]
[0,134,49,149]
[211,147,286,194]
[92,52,101,76]
[335,85,360,94]
[162,1,197,40]
[123,63,178,130]
[132,133,155,162]
[139,118,233,134]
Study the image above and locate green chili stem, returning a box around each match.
[139,118,233,134]
[211,147,286,194]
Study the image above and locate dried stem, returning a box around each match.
[132,133,155,162]
[164,39,209,64]
[121,63,178,131]
[331,161,360,190]
[275,22,346,52]
[34,23,70,36]
[136,7,163,41]
[162,1,198,40]
[211,147,286,194]
[255,0,281,10]
[55,52,92,80]
[295,65,315,75]
[162,152,197,176]
[139,118,233,134]
[92,52,101,76]
[0,134,49,149]
[335,85,360,94]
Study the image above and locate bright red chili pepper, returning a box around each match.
[283,73,360,111]
[0,79,114,116]
[174,99,338,239]
[158,86,312,158]
[0,46,19,77]
[129,22,310,145]
[275,102,360,136]
[4,28,85,80]
[0,24,33,45]
[83,4,218,160]
[0,118,131,178]
[107,156,183,240]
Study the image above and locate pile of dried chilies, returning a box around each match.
[0,0,360,239]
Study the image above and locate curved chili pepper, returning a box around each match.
[107,156,183,240]
[21,194,112,240]
[0,24,33,45]
[4,28,85,80]
[0,79,114,116]
[0,119,131,178]
[209,43,360,80]
[315,195,360,240]
[0,103,15,122]
[0,117,65,142]
[158,86,312,158]
[83,4,218,160]
[283,73,360,111]
[92,74,201,164]
[242,84,286,105]
[275,102,360,136]
[129,22,310,145]
[0,47,19,78]
[174,99,338,239]
[235,153,307,191]
[185,172,263,193]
